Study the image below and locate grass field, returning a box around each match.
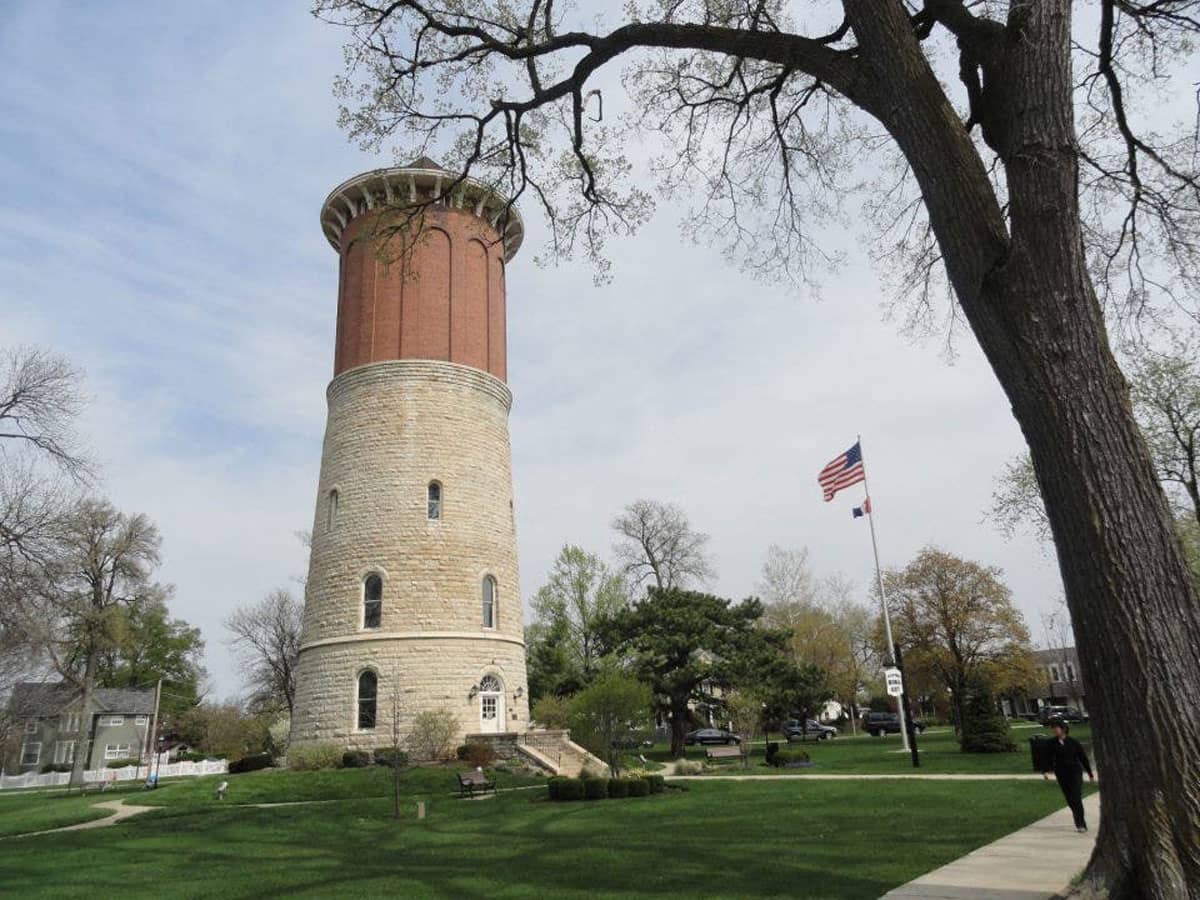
[645,723,1094,776]
[0,761,1097,899]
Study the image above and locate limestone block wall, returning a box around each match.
[290,359,529,749]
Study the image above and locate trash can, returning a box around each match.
[1028,735,1054,773]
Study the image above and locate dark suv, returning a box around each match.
[862,711,925,737]
[1039,705,1089,725]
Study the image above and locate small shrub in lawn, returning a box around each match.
[765,742,780,766]
[582,777,609,800]
[771,749,812,768]
[106,758,136,769]
[40,763,73,773]
[627,777,651,797]
[674,759,703,775]
[555,777,585,801]
[643,774,666,794]
[374,748,409,768]
[458,742,496,768]
[341,750,372,768]
[229,752,273,774]
[288,742,343,771]
[547,776,567,800]
[607,777,631,798]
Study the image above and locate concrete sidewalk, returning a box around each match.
[880,793,1099,899]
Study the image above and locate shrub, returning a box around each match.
[408,709,460,761]
[607,777,631,798]
[772,749,812,768]
[374,748,410,768]
[674,759,703,775]
[177,750,213,763]
[457,742,496,768]
[643,774,666,794]
[582,777,609,800]
[627,777,651,797]
[287,742,343,771]
[228,752,273,774]
[342,750,372,768]
[106,758,136,769]
[765,742,780,766]
[40,763,73,773]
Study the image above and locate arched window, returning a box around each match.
[479,674,502,693]
[363,574,383,629]
[481,576,497,629]
[427,481,442,520]
[357,671,377,730]
[327,489,339,532]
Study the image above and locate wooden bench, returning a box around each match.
[705,745,742,763]
[457,770,495,798]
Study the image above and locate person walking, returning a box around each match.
[1042,720,1095,832]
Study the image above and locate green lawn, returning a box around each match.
[647,723,1094,776]
[0,787,141,837]
[0,767,1095,899]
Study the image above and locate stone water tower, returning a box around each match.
[289,159,530,754]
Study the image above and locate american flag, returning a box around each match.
[818,441,865,501]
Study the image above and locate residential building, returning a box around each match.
[1001,646,1088,718]
[4,682,156,773]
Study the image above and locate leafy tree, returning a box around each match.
[225,588,303,716]
[755,545,819,607]
[959,678,1017,754]
[611,500,714,590]
[530,693,572,730]
[175,702,271,762]
[884,548,1035,732]
[724,689,764,768]
[95,597,206,717]
[567,670,652,775]
[600,587,785,757]
[524,618,582,701]
[530,544,628,683]
[316,2,1200,886]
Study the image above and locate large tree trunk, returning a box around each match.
[68,651,96,790]
[669,697,689,758]
[845,3,1200,895]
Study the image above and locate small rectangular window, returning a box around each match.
[54,740,76,765]
[135,715,149,726]
[104,744,131,760]
[427,482,441,520]
[327,489,339,531]
[25,719,37,734]
[99,715,124,727]
[20,743,41,766]
[61,713,81,733]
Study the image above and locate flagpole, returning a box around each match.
[858,435,911,753]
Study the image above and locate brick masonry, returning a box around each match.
[289,358,529,751]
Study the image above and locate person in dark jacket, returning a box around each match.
[1042,721,1095,832]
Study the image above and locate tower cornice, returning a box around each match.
[320,164,525,261]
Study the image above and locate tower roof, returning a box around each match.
[319,162,524,260]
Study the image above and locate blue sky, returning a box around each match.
[1,1,1060,697]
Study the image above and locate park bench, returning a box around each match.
[457,769,495,798]
[705,745,742,763]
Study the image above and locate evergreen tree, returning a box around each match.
[959,678,1016,754]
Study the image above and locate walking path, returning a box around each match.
[666,770,1049,781]
[879,793,1100,899]
[3,798,159,840]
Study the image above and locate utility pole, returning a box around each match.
[146,679,162,786]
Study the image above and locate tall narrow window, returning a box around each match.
[357,671,378,729]
[327,489,339,531]
[482,576,497,628]
[427,481,441,520]
[363,574,383,629]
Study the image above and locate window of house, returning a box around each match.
[104,744,131,760]
[99,715,124,727]
[482,576,497,628]
[327,489,339,531]
[25,719,37,734]
[357,671,378,730]
[1050,666,1060,682]
[62,713,80,733]
[20,743,40,766]
[427,482,442,520]
[1066,664,1075,682]
[363,574,383,629]
[135,715,149,726]
[54,741,76,765]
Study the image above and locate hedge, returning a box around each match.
[342,750,372,768]
[287,742,343,771]
[374,748,410,768]
[548,774,662,802]
[770,749,812,768]
[106,759,136,769]
[40,763,73,773]
[229,752,273,774]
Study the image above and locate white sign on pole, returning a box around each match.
[884,666,904,697]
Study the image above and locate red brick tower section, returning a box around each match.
[320,159,525,381]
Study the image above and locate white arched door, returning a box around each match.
[479,675,505,734]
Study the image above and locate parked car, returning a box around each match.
[782,719,838,742]
[1039,705,1089,725]
[684,727,741,746]
[862,711,926,737]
